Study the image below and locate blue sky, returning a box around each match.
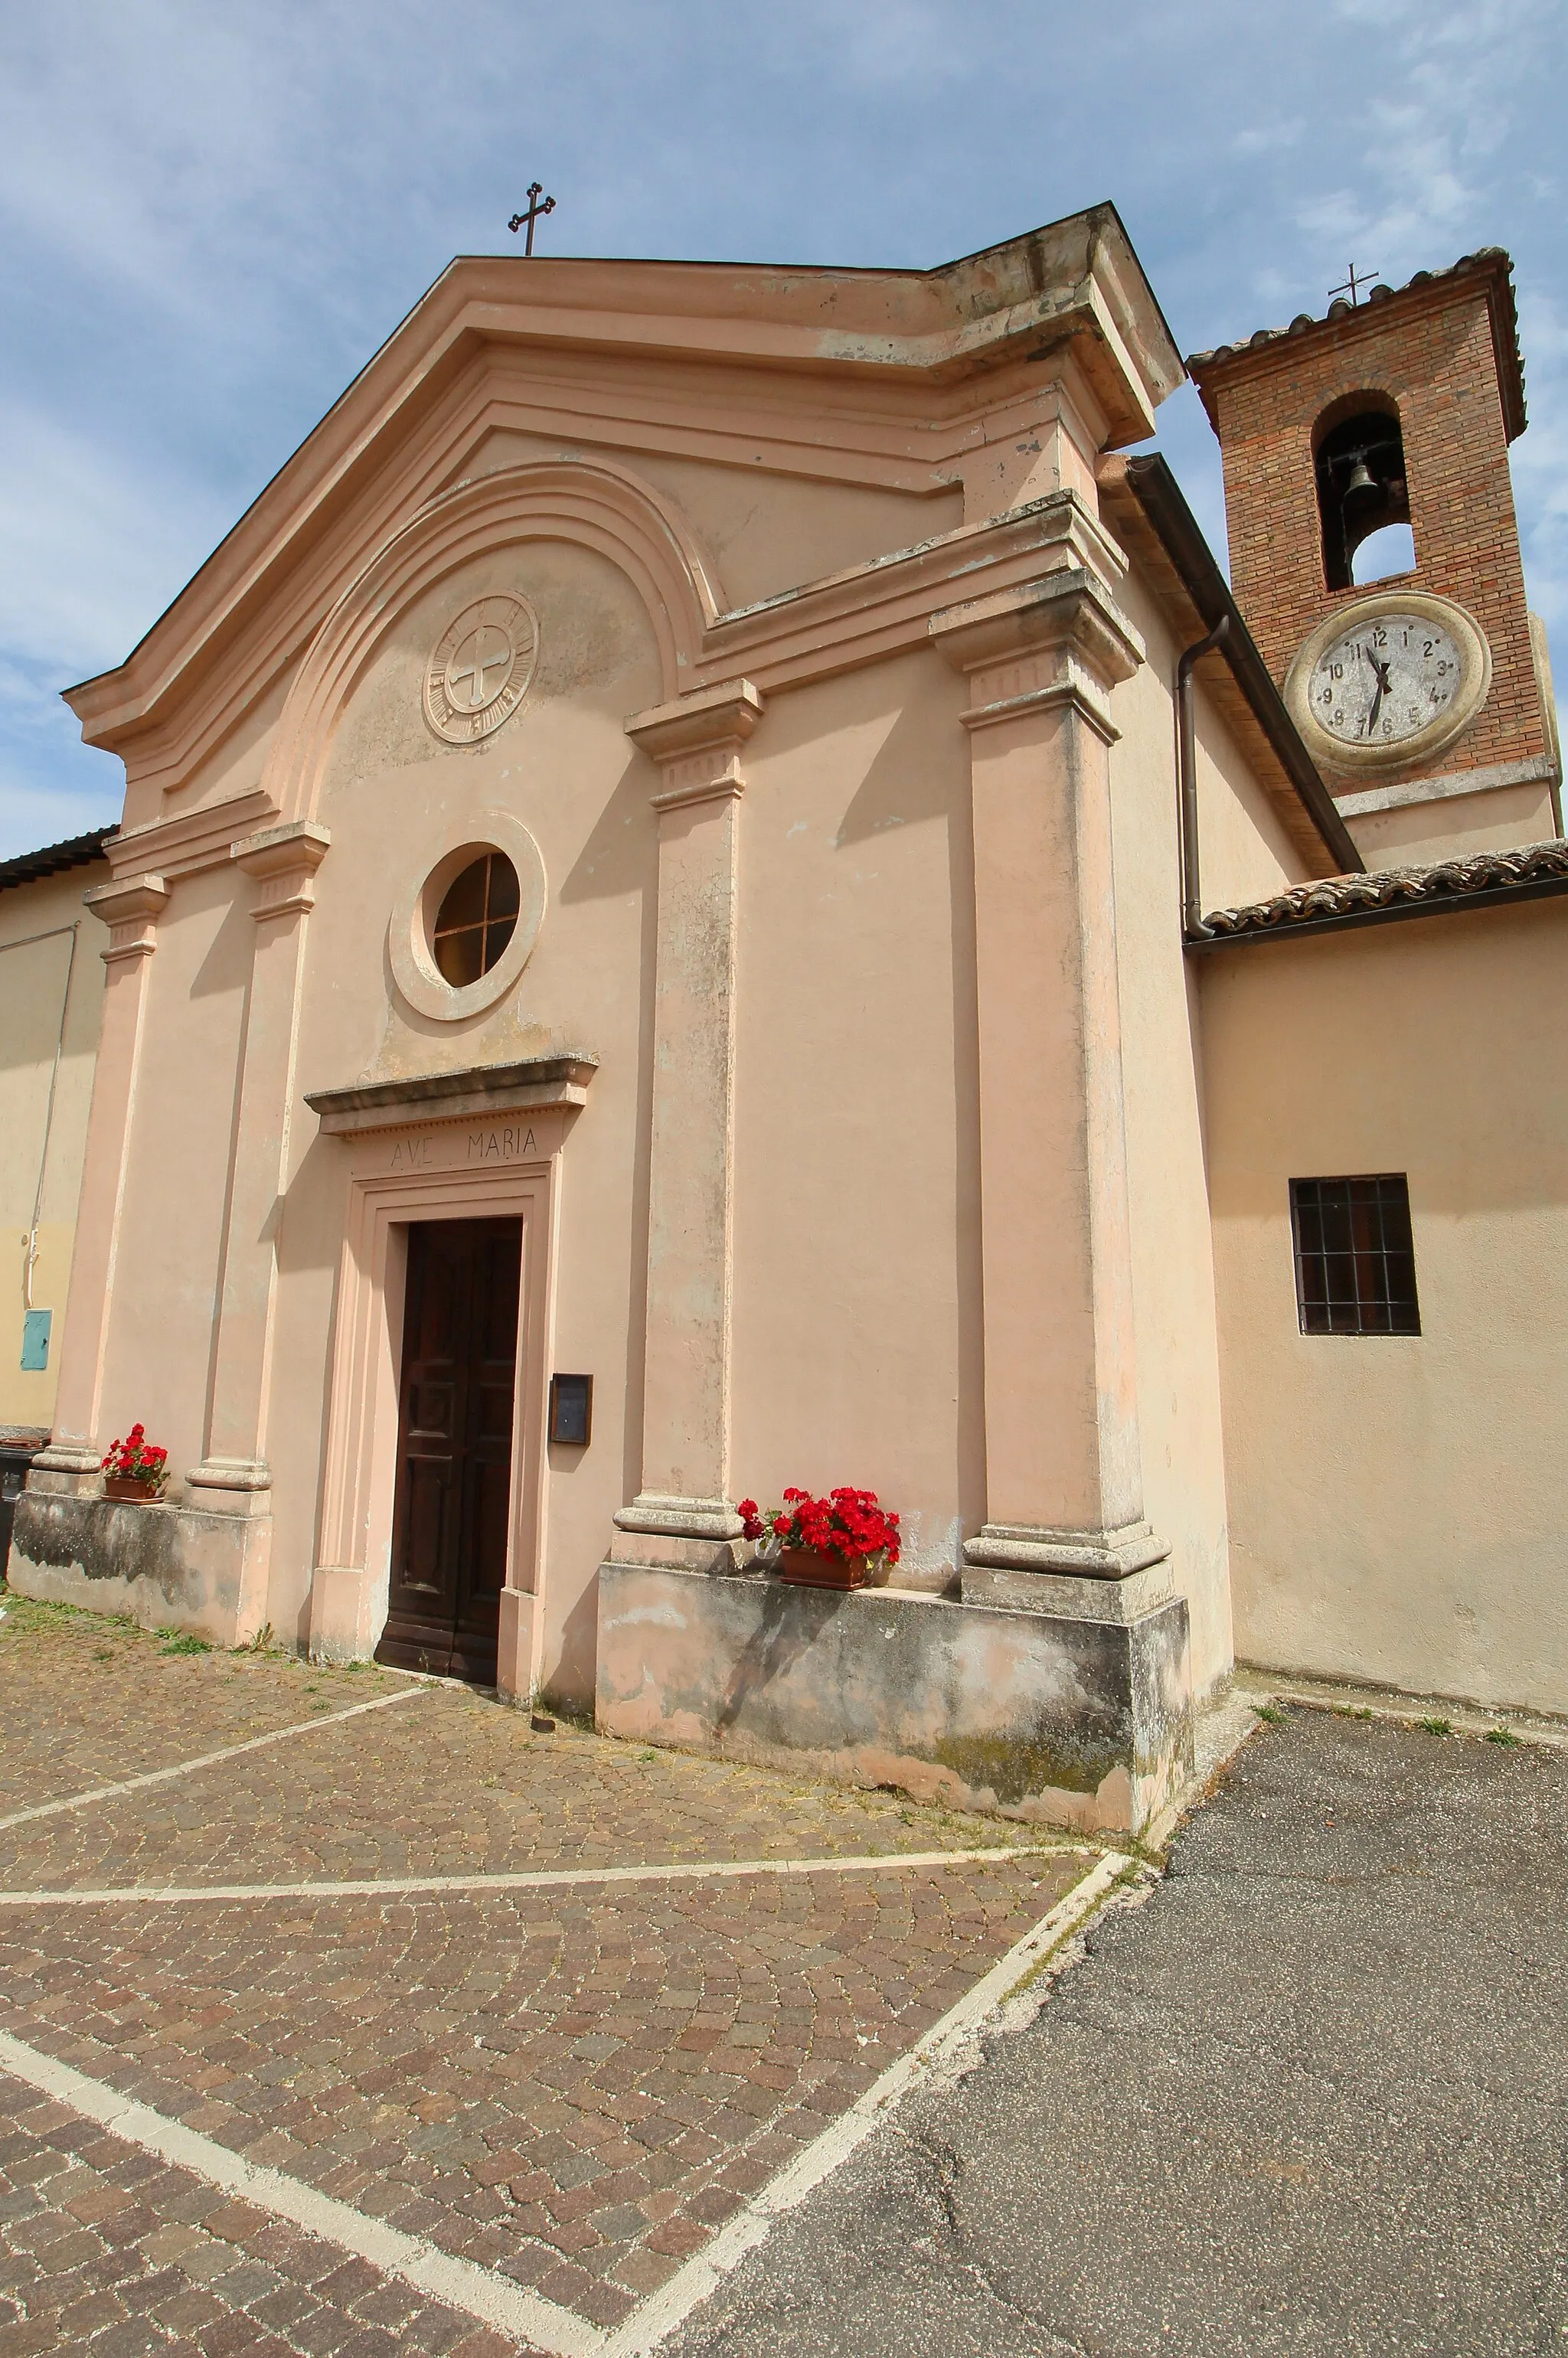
[1,0,1562,857]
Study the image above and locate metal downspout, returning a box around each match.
[1177,615,1231,940]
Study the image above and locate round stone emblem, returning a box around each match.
[423,593,538,745]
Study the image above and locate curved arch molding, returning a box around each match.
[262,457,724,825]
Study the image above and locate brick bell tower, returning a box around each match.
[1188,249,1562,861]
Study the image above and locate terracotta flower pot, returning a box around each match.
[103,1477,161,1504]
[776,1547,879,1591]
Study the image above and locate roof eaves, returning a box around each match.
[0,826,116,895]
[1116,453,1363,874]
[1191,838,1568,947]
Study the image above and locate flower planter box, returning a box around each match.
[776,1547,882,1592]
[103,1477,162,1504]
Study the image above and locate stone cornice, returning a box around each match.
[106,789,279,886]
[691,491,1127,699]
[100,482,1134,885]
[305,1054,598,1135]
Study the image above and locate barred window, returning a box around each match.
[1289,1175,1421,1337]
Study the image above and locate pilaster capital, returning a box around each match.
[931,569,1145,744]
[232,819,332,919]
[626,678,764,812]
[83,871,170,963]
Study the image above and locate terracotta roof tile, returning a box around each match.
[1185,249,1526,440]
[1200,838,1568,942]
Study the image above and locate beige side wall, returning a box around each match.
[1347,779,1558,872]
[1200,898,1568,1715]
[97,867,251,1471]
[0,864,108,1430]
[1107,576,1312,1697]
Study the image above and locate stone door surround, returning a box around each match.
[303,1055,594,1697]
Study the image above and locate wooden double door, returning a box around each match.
[375,1217,522,1682]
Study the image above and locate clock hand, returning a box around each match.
[1363,644,1384,733]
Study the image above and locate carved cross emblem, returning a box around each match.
[423,595,540,746]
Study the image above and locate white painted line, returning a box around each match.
[0,1843,1075,1908]
[0,2026,600,2357]
[0,1850,1126,2358]
[0,1681,428,1835]
[599,1847,1131,2358]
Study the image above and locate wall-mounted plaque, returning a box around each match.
[549,1373,593,1447]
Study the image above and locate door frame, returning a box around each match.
[308,1102,570,1693]
[380,1211,528,1680]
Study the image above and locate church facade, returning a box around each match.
[6,211,1564,1834]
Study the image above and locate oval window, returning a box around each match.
[430,850,521,985]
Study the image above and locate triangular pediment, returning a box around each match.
[67,204,1181,785]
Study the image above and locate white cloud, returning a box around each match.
[0,0,1562,855]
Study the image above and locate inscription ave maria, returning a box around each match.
[387,1123,539,1171]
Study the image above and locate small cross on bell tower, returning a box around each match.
[507,182,556,256]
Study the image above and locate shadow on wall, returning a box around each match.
[717,1577,851,1732]
[834,687,986,1551]
[560,749,660,1520]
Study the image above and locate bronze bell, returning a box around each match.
[1343,457,1377,498]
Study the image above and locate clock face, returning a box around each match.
[1307,612,1462,750]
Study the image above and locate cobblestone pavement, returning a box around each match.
[0,1593,1098,2353]
[0,1598,1050,1887]
[0,1600,408,1818]
[0,2072,510,2358]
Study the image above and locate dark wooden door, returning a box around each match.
[375,1217,522,1682]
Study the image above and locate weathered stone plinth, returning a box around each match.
[8,1488,271,1647]
[596,1561,1194,1838]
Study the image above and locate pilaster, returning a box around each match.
[612,679,762,1573]
[32,874,169,1485]
[930,570,1172,1603]
[188,821,330,1504]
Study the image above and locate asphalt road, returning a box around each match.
[666,1707,1568,2357]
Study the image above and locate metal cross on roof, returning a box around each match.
[1328,262,1380,309]
[507,181,556,256]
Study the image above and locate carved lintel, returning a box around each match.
[83,872,170,964]
[233,820,332,920]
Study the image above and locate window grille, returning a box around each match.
[1289,1174,1420,1336]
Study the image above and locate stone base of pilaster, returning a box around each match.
[24,1447,105,1497]
[594,1561,1194,1840]
[8,1486,271,1648]
[495,1586,541,1705]
[962,1519,1171,1581]
[609,1494,750,1576]
[187,1458,273,1516]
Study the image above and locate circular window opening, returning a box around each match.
[430,850,521,985]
